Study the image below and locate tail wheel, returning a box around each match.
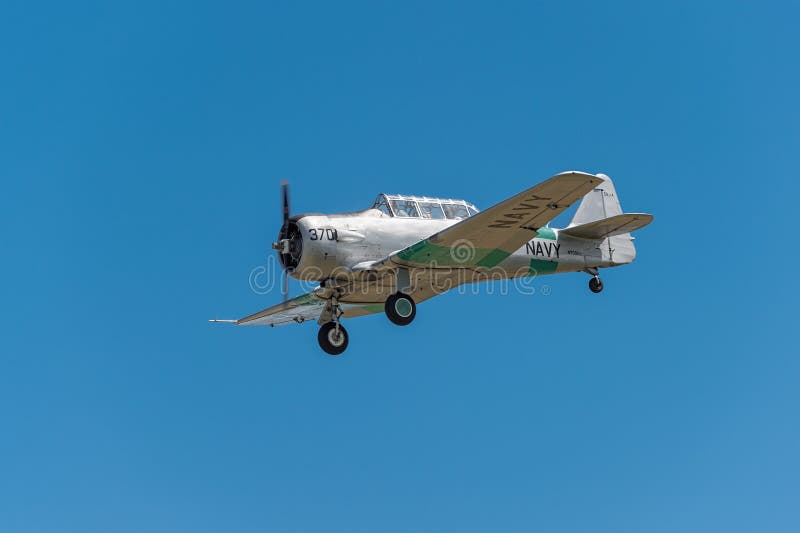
[385,292,416,326]
[318,322,349,355]
[589,276,604,293]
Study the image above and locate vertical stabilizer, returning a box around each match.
[569,174,623,226]
[569,174,637,265]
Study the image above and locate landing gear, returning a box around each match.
[318,322,349,355]
[385,292,416,326]
[589,276,604,293]
[583,267,604,294]
[317,294,348,355]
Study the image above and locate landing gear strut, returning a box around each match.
[318,296,348,355]
[385,292,416,326]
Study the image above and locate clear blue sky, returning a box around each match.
[1,1,797,532]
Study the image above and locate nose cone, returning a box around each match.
[276,219,303,271]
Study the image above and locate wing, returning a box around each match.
[211,289,387,327]
[218,291,325,326]
[379,171,602,269]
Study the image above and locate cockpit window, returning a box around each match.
[389,199,420,218]
[442,203,470,219]
[371,195,393,216]
[418,201,446,219]
[373,194,478,218]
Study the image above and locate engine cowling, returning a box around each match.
[274,216,335,281]
[275,214,379,282]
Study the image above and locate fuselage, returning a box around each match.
[282,209,634,282]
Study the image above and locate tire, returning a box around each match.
[385,292,416,326]
[318,322,349,355]
[589,277,604,293]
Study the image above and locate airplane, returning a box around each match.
[211,171,653,355]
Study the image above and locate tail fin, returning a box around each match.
[568,174,644,265]
[569,173,623,226]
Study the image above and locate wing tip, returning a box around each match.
[209,319,238,324]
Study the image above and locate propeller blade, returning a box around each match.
[279,179,291,302]
[281,179,290,226]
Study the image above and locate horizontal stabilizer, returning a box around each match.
[561,213,653,240]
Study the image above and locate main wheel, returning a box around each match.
[589,276,604,293]
[318,322,349,355]
[385,292,416,326]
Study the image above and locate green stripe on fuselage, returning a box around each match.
[476,249,511,268]
[529,258,558,274]
[536,227,557,240]
[396,240,510,267]
[395,240,462,264]
[395,228,556,268]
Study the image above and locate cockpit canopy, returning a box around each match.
[371,194,479,220]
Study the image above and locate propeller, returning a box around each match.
[280,180,290,303]
[281,179,290,229]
